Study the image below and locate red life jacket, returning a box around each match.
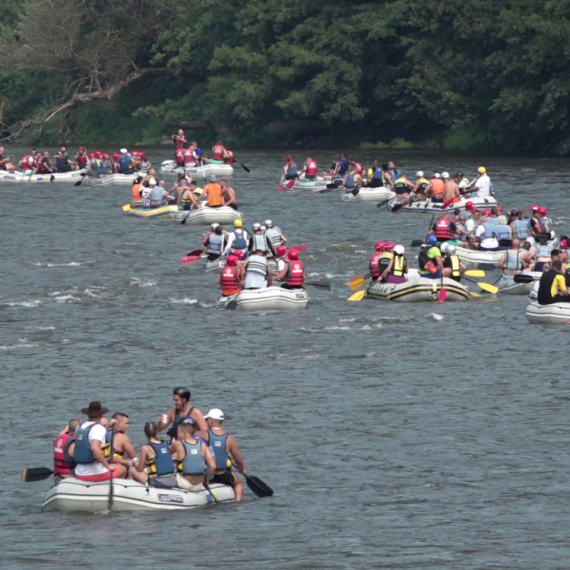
[174,136,184,150]
[286,260,304,287]
[54,433,76,476]
[183,149,194,163]
[306,160,318,177]
[369,252,382,278]
[212,145,224,160]
[76,152,87,166]
[175,149,185,165]
[224,150,234,164]
[20,155,32,170]
[36,160,49,173]
[221,266,241,295]
[435,218,451,240]
[354,162,363,175]
[431,178,445,196]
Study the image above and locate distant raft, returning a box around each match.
[0,169,87,184]
[160,161,234,178]
[279,175,330,192]
[42,478,234,512]
[218,286,309,311]
[341,187,395,203]
[386,196,498,213]
[124,204,244,225]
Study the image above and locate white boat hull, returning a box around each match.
[387,195,498,213]
[174,206,244,225]
[0,169,87,183]
[279,175,330,192]
[367,274,469,302]
[85,173,142,186]
[454,246,506,267]
[219,286,309,311]
[526,301,570,325]
[41,478,234,512]
[160,161,234,178]
[497,272,541,295]
[341,188,395,203]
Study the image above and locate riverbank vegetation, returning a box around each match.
[1,0,569,154]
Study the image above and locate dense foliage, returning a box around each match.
[1,0,570,153]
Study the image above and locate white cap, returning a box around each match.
[120,148,128,154]
[433,172,441,178]
[442,171,450,179]
[204,408,224,421]
[260,225,267,232]
[394,244,405,255]
[264,219,273,228]
[149,179,157,186]
[416,171,424,178]
[440,242,449,254]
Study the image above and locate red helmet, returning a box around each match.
[465,201,474,211]
[226,255,238,266]
[561,239,568,249]
[276,245,287,257]
[132,151,140,156]
[375,241,385,252]
[496,205,503,211]
[95,151,102,158]
[384,242,395,251]
[113,153,120,160]
[233,249,244,260]
[530,204,539,212]
[287,248,299,260]
[482,210,491,216]
[538,206,547,216]
[102,153,109,160]
[139,152,145,158]
[88,153,96,158]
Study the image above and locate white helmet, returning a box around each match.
[252,223,261,231]
[264,219,273,228]
[447,244,456,255]
[416,171,424,178]
[442,171,450,179]
[433,172,442,178]
[210,222,219,231]
[260,225,267,232]
[440,242,449,254]
[394,244,405,255]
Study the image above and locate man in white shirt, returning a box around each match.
[475,220,500,251]
[472,166,491,197]
[74,401,127,482]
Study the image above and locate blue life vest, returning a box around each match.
[536,245,551,258]
[151,186,164,202]
[287,167,298,177]
[372,167,382,181]
[338,159,348,176]
[345,174,355,189]
[148,441,175,477]
[495,224,512,241]
[74,423,97,463]
[195,148,204,158]
[513,220,529,239]
[208,429,229,471]
[117,155,132,173]
[232,229,247,250]
[180,440,205,475]
[206,234,224,255]
[99,163,110,175]
[481,222,498,240]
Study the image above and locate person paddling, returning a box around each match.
[53,418,81,482]
[499,238,525,276]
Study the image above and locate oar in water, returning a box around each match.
[22,467,53,482]
[462,276,499,294]
[108,430,115,511]
[122,204,131,212]
[232,461,273,497]
[305,280,331,290]
[180,209,196,225]
[238,162,250,173]
[349,274,370,291]
[410,239,424,247]
[438,274,447,302]
[464,269,486,278]
[180,256,202,266]
[286,177,298,190]
[513,274,536,284]
[348,290,366,302]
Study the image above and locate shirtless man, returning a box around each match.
[0,146,16,173]
[499,238,526,276]
[221,179,238,209]
[158,387,208,440]
[172,173,190,205]
[442,172,460,204]
[106,413,137,469]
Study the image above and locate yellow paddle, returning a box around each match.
[122,204,131,212]
[464,269,485,277]
[349,274,369,290]
[477,282,498,294]
[469,292,482,298]
[348,290,366,301]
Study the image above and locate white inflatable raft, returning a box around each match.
[367,274,469,302]
[497,272,541,295]
[160,161,234,178]
[218,286,309,311]
[279,175,330,192]
[174,206,244,225]
[386,195,498,213]
[0,169,86,183]
[41,478,234,512]
[205,258,224,272]
[526,301,570,325]
[84,172,143,186]
[341,187,395,203]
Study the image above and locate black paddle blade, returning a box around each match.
[240,163,251,173]
[22,467,53,482]
[245,474,274,498]
[74,179,82,187]
[410,240,423,247]
[513,274,535,283]
[225,300,238,310]
[306,281,331,290]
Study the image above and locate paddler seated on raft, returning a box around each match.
[222,219,250,257]
[248,222,277,258]
[203,225,227,262]
[537,260,569,305]
[53,147,76,173]
[265,219,287,248]
[104,413,138,473]
[474,212,502,251]
[219,255,243,297]
[172,172,189,203]
[440,243,466,282]
[73,401,128,482]
[75,147,88,171]
[376,242,395,283]
[498,238,526,276]
[334,153,350,179]
[418,235,445,279]
[369,241,386,282]
[19,148,38,173]
[413,171,430,200]
[242,248,273,289]
[509,209,531,240]
[171,417,216,492]
[157,386,208,442]
[469,166,491,198]
[388,160,401,181]
[455,172,470,191]
[35,151,53,174]
[191,141,205,166]
[529,238,551,272]
[379,244,408,284]
[442,172,460,205]
[53,418,81,482]
[543,249,561,272]
[202,175,224,208]
[116,148,134,174]
[220,179,238,210]
[529,205,550,236]
[429,213,458,247]
[132,176,144,202]
[0,146,16,173]
[130,422,177,489]
[392,173,414,201]
[366,160,384,188]
[426,172,445,203]
[273,248,304,289]
[300,155,318,181]
[209,140,228,164]
[273,245,287,274]
[149,179,170,208]
[283,155,298,180]
[343,164,363,196]
[325,155,339,181]
[199,408,245,501]
[98,153,111,175]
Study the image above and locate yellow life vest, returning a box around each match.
[391,255,405,276]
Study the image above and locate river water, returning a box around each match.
[2,147,570,569]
